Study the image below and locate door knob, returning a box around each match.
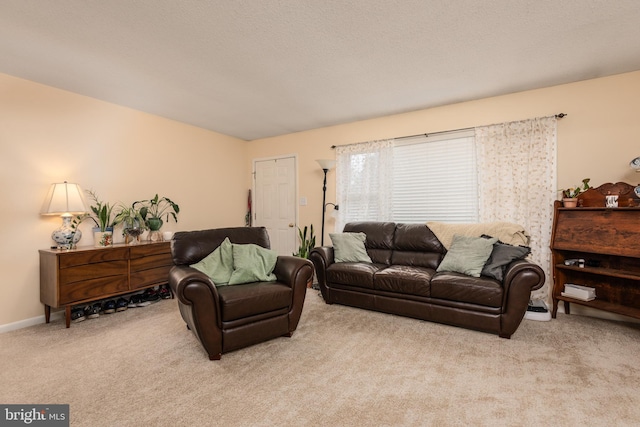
[288,223,295,227]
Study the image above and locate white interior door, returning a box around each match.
[253,156,297,256]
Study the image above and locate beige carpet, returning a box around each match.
[1,292,639,426]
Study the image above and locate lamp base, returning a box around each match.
[52,216,82,248]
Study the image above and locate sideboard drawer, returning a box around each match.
[59,275,129,305]
[58,247,129,268]
[59,260,128,285]
[130,266,172,290]
[130,243,170,258]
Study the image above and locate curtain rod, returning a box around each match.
[330,113,566,149]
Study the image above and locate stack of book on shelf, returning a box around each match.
[561,283,596,301]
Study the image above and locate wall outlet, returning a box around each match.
[300,197,307,206]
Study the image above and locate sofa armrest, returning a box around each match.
[309,247,334,300]
[500,260,546,337]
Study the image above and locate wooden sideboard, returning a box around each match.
[550,182,640,320]
[40,241,173,327]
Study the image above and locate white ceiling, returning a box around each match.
[2,1,640,141]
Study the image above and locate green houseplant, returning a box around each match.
[561,178,591,207]
[86,189,117,232]
[133,194,180,232]
[86,190,117,246]
[293,225,316,258]
[113,204,147,244]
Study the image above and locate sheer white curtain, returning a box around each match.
[335,139,394,233]
[475,116,557,301]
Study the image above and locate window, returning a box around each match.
[392,130,477,223]
[336,131,477,229]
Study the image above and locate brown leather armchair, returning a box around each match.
[169,227,313,360]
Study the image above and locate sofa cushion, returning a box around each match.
[374,265,434,297]
[431,272,503,307]
[391,223,445,269]
[481,240,531,281]
[189,237,234,286]
[330,232,372,263]
[343,221,395,264]
[326,262,385,289]
[218,282,292,321]
[228,243,278,285]
[436,235,498,277]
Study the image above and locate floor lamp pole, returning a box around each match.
[320,168,328,246]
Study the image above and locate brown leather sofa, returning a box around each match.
[309,222,545,338]
[169,227,314,360]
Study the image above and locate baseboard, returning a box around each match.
[0,311,64,334]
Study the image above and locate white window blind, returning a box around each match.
[392,130,478,223]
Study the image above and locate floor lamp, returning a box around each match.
[316,159,336,246]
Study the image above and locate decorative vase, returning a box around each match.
[563,197,578,208]
[93,227,114,247]
[52,216,82,248]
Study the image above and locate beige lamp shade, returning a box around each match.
[41,181,89,215]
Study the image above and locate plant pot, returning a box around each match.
[146,217,163,242]
[563,197,578,208]
[147,217,163,231]
[93,227,114,247]
[123,221,144,245]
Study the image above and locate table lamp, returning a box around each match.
[40,181,89,247]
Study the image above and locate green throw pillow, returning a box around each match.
[329,232,372,263]
[190,237,234,286]
[228,243,278,285]
[436,234,498,277]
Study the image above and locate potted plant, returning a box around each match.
[293,225,317,289]
[86,189,117,246]
[293,225,316,259]
[113,204,147,245]
[133,194,180,240]
[561,178,591,207]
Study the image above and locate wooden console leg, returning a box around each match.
[45,305,51,324]
[563,301,570,315]
[65,306,71,328]
[551,300,558,319]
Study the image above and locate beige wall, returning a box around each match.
[0,73,249,328]
[2,70,639,329]
[247,71,640,245]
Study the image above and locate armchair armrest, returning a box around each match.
[273,255,314,288]
[274,255,314,332]
[169,265,223,359]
